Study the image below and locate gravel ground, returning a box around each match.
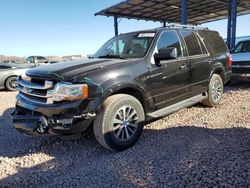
[0,76,249,187]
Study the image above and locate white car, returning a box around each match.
[231,40,250,74]
[0,63,33,91]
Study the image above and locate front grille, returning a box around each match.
[17,75,55,104]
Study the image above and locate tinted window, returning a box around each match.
[201,31,228,54]
[157,31,182,57]
[181,31,203,56]
[27,57,33,63]
[233,41,250,53]
[37,56,46,60]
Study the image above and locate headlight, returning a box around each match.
[50,82,88,102]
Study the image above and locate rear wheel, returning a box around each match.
[93,94,145,151]
[5,76,18,91]
[202,74,223,107]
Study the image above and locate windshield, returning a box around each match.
[232,41,250,53]
[94,32,155,59]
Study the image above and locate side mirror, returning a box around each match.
[154,47,178,66]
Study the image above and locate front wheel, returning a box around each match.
[93,94,145,151]
[202,74,224,107]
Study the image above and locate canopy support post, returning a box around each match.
[182,0,187,24]
[227,3,232,50]
[163,21,166,27]
[231,0,237,50]
[114,15,118,36]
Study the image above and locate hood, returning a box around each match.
[231,52,250,62]
[26,58,127,81]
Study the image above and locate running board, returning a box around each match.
[147,93,208,119]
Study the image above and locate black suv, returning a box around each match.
[12,25,231,151]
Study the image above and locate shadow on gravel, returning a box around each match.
[0,126,249,187]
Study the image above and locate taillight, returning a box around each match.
[228,54,232,69]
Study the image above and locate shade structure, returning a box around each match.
[95,0,250,24]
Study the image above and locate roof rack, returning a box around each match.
[166,23,209,30]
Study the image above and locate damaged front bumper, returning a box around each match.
[11,95,96,136]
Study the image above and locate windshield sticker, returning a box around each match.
[138,33,155,38]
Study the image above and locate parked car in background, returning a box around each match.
[0,63,33,91]
[26,56,59,66]
[26,56,49,65]
[231,40,250,74]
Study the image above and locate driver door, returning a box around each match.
[149,30,191,110]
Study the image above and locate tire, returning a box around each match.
[5,76,18,91]
[93,94,145,151]
[202,74,224,107]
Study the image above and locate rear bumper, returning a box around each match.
[11,95,96,136]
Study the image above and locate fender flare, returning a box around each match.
[209,64,226,80]
[88,82,153,113]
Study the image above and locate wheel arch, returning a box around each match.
[94,83,153,114]
[211,66,226,83]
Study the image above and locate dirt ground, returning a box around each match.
[0,76,249,187]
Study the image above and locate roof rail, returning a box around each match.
[166,23,209,30]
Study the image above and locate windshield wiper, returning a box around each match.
[98,54,125,59]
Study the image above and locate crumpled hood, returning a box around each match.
[26,58,126,81]
[231,52,250,62]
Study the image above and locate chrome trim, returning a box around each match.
[18,93,48,105]
[18,79,53,90]
[18,86,52,99]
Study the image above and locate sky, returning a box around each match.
[0,0,250,57]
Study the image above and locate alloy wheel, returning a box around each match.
[112,106,138,141]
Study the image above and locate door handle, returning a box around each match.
[179,64,187,70]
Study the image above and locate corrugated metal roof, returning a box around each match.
[95,0,250,24]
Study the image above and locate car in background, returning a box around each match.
[231,40,250,74]
[26,56,59,66]
[1,60,24,64]
[0,63,34,91]
[26,56,49,64]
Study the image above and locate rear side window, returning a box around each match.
[201,31,228,54]
[180,31,203,56]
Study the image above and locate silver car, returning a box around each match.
[231,40,250,74]
[0,63,33,91]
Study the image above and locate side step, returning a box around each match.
[147,93,208,119]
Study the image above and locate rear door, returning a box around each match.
[180,30,212,96]
[149,30,191,110]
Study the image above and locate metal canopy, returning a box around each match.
[95,0,250,24]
